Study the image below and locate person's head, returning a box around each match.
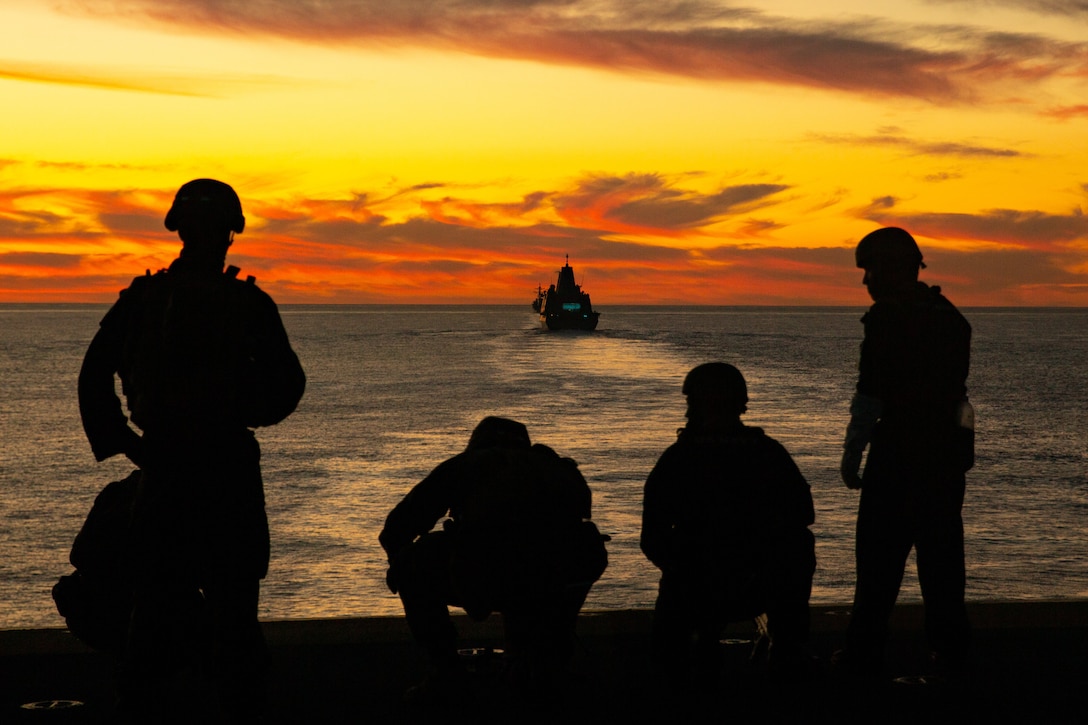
[682,362,748,431]
[466,416,531,452]
[164,179,245,264]
[855,227,924,301]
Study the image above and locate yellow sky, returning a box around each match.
[1,0,1087,304]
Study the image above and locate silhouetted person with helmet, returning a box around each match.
[641,363,816,684]
[379,417,608,702]
[836,227,972,676]
[78,179,306,722]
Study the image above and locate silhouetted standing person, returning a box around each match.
[837,227,973,675]
[641,363,816,682]
[380,417,607,701]
[79,179,305,721]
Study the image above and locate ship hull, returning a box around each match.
[541,311,600,331]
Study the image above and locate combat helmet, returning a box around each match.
[164,179,245,235]
[683,362,748,413]
[855,227,925,269]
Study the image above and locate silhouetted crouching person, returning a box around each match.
[380,417,607,701]
[78,179,305,722]
[641,363,816,684]
[837,227,973,676]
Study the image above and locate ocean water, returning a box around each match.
[1,305,1086,630]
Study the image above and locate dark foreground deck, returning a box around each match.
[2,601,1086,723]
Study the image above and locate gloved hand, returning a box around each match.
[840,449,863,490]
[385,566,399,595]
[841,393,880,490]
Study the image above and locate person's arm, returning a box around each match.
[767,439,816,529]
[640,448,678,570]
[379,458,459,557]
[379,459,460,594]
[77,303,143,465]
[240,290,306,428]
[840,307,887,489]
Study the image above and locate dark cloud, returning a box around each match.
[939,246,1077,286]
[736,218,784,236]
[607,183,789,229]
[846,197,1088,303]
[552,173,789,232]
[699,244,854,277]
[374,183,449,205]
[98,212,165,235]
[861,201,1088,248]
[0,252,83,269]
[64,1,1088,104]
[867,196,899,211]
[921,246,1088,305]
[0,272,136,300]
[0,209,69,237]
[699,220,1088,305]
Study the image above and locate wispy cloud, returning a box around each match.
[63,1,1088,104]
[0,58,299,96]
[925,1,1088,18]
[812,130,1025,158]
[1041,104,1088,120]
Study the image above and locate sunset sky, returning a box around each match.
[2,1,1087,305]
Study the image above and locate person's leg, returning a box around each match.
[202,577,266,720]
[765,528,816,650]
[394,532,459,669]
[117,581,204,722]
[844,484,913,668]
[651,572,701,681]
[915,470,971,665]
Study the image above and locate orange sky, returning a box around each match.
[2,1,1087,305]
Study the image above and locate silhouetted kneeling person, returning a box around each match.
[380,417,607,700]
[78,179,305,722]
[641,363,816,683]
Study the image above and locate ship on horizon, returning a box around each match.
[532,255,600,331]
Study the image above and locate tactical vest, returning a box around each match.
[116,265,264,439]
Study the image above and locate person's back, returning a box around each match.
[99,263,302,447]
[642,424,811,583]
[453,442,589,542]
[642,363,816,682]
[450,442,599,612]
